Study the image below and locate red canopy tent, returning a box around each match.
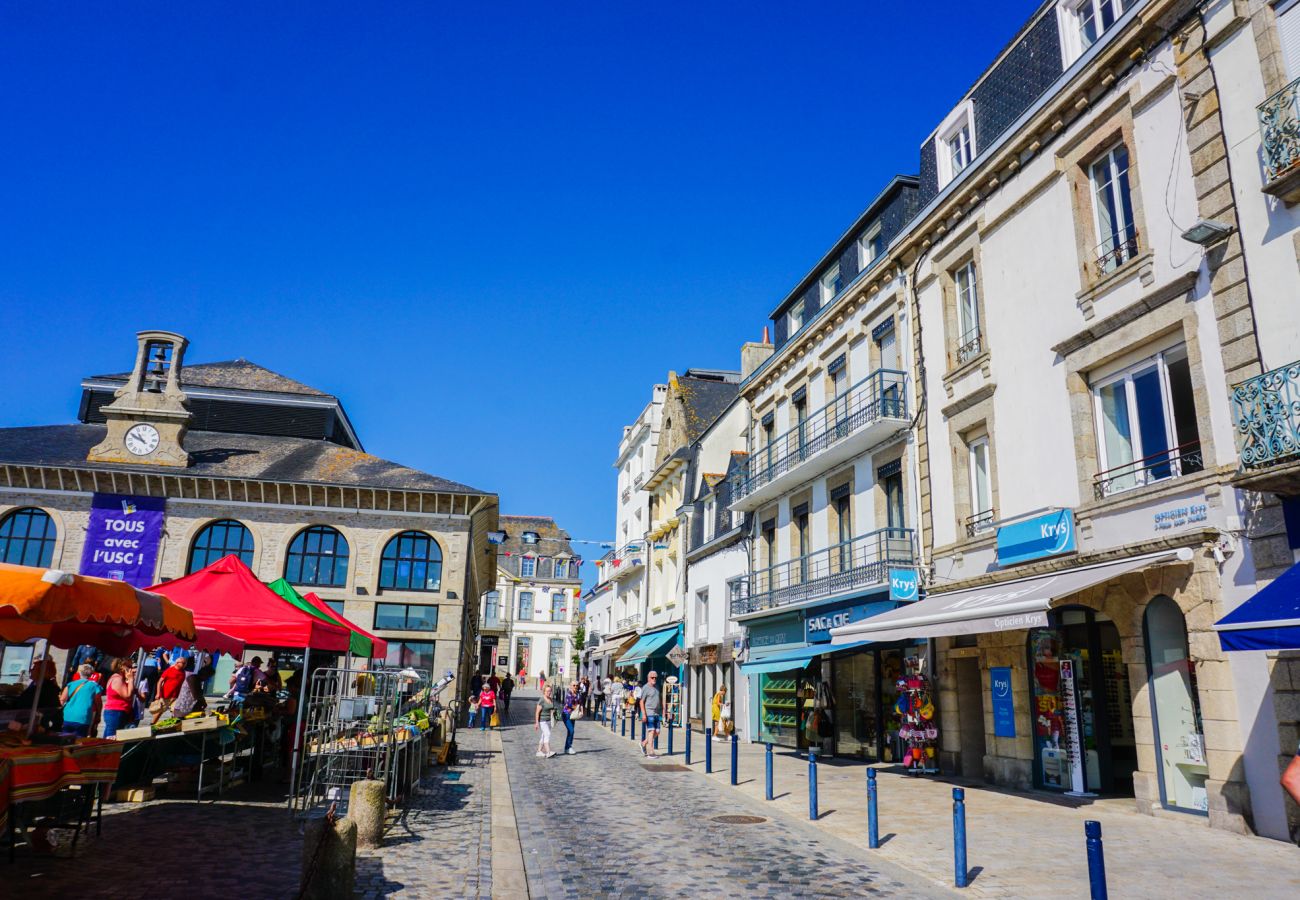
[302,591,388,659]
[149,555,350,653]
[133,626,246,658]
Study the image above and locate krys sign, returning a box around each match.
[997,509,1076,566]
[79,493,166,586]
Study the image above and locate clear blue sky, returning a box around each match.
[2,1,1039,587]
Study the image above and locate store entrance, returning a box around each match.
[1029,608,1135,795]
[954,657,986,779]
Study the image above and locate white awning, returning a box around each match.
[829,549,1190,644]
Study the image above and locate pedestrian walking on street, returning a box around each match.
[592,676,605,718]
[479,684,497,730]
[639,671,663,759]
[1283,741,1300,805]
[500,672,515,715]
[578,676,590,715]
[535,687,557,758]
[712,685,731,741]
[470,671,484,697]
[560,682,579,754]
[467,693,481,728]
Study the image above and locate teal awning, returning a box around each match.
[739,639,873,675]
[616,625,681,667]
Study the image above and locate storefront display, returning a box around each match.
[895,655,938,775]
[758,671,802,746]
[828,644,920,762]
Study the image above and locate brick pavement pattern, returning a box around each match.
[500,690,941,899]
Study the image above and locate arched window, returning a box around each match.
[379,531,442,592]
[188,519,254,573]
[284,525,350,586]
[0,507,57,567]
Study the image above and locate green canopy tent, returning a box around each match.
[266,578,383,659]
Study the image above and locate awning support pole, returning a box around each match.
[288,646,311,812]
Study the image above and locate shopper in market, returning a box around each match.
[263,654,283,693]
[15,656,63,732]
[478,682,497,730]
[228,656,263,701]
[534,686,557,758]
[102,657,136,738]
[560,681,578,754]
[172,660,213,718]
[60,663,104,737]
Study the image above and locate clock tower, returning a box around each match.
[86,330,193,468]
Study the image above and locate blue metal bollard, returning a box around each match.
[685,723,692,765]
[808,749,819,820]
[765,743,773,800]
[706,728,713,773]
[1085,820,1108,900]
[867,768,879,849]
[953,787,968,889]
[730,732,739,785]
[668,719,675,755]
[620,710,626,737]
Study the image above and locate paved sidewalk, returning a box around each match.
[627,718,1300,898]
[500,690,940,899]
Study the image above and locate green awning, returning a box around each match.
[267,578,371,657]
[616,625,680,667]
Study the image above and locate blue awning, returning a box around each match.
[617,625,680,667]
[1216,561,1300,651]
[739,640,873,675]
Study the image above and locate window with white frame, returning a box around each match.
[1277,0,1300,79]
[695,588,709,639]
[937,103,976,187]
[1062,0,1132,63]
[520,555,536,578]
[703,495,716,543]
[968,437,993,533]
[860,224,884,269]
[518,591,534,621]
[554,559,568,579]
[1090,143,1138,274]
[788,298,806,334]
[821,264,844,304]
[1092,345,1203,497]
[954,261,982,364]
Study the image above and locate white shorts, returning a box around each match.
[538,720,552,746]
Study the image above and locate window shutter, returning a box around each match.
[1280,1,1300,80]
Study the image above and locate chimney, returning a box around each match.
[740,329,774,379]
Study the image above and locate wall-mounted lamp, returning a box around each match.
[1181,219,1233,246]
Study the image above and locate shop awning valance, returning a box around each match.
[591,633,638,659]
[830,550,1187,644]
[616,626,680,667]
[740,640,874,675]
[1215,559,1300,651]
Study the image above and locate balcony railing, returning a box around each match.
[738,369,907,501]
[956,325,982,365]
[1095,228,1140,276]
[616,613,641,632]
[1092,441,1203,499]
[965,509,995,537]
[621,487,631,503]
[1260,77,1300,183]
[1231,360,1300,469]
[729,526,915,618]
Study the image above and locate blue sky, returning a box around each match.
[2,1,1040,586]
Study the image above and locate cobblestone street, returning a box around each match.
[498,691,941,899]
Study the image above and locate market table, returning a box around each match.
[0,738,122,858]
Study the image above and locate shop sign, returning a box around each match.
[748,616,802,649]
[889,568,919,601]
[1059,659,1086,794]
[990,666,1016,737]
[805,597,893,643]
[697,644,720,665]
[79,493,166,586]
[997,509,1076,566]
[1152,502,1208,532]
[497,655,508,667]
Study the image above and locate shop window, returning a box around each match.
[383,640,434,672]
[284,525,350,587]
[187,519,253,573]
[374,602,438,631]
[548,638,565,675]
[0,507,56,568]
[1143,596,1208,814]
[1092,345,1202,498]
[515,637,532,675]
[378,531,443,592]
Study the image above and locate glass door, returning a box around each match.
[832,651,879,760]
[1144,596,1208,813]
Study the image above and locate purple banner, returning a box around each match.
[79,493,166,586]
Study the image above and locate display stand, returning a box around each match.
[663,676,682,727]
[896,656,939,776]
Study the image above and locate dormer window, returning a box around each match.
[937,102,976,188]
[860,224,884,269]
[788,298,806,333]
[1060,0,1132,64]
[820,264,844,304]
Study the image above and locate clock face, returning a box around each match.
[124,423,161,456]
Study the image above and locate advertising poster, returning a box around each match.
[990,666,1016,737]
[1059,659,1087,794]
[79,493,166,586]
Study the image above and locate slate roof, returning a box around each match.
[0,424,485,493]
[496,514,576,557]
[91,359,333,398]
[676,374,740,444]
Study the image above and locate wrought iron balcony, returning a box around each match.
[733,368,908,511]
[1260,76,1300,191]
[615,613,641,632]
[1092,441,1203,500]
[1095,228,1140,276]
[608,541,646,580]
[621,487,632,503]
[729,527,915,618]
[1231,360,1300,474]
[956,325,983,365]
[965,509,995,537]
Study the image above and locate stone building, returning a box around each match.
[0,330,498,693]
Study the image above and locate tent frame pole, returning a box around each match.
[25,638,50,737]
[288,646,311,813]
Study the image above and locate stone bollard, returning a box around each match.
[348,779,387,849]
[301,815,357,900]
